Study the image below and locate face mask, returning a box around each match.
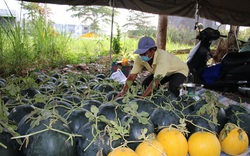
[140,56,152,62]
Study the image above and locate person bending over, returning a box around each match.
[115,36,188,99]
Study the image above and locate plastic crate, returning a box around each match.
[111,61,132,77]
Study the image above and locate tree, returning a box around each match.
[67,6,118,33]
[112,25,122,54]
[123,10,156,37]
[21,2,52,21]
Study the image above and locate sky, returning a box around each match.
[0,0,90,25]
[0,0,159,35]
[2,0,247,33]
[0,0,158,27]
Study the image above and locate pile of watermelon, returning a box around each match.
[1,71,250,156]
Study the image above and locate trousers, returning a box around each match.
[142,73,186,97]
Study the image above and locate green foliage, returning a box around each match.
[27,16,71,68]
[0,3,74,76]
[112,25,122,54]
[238,27,250,41]
[0,97,21,146]
[0,26,4,72]
[123,10,157,37]
[19,2,72,68]
[127,29,157,37]
[20,2,52,20]
[71,37,111,63]
[5,4,249,77]
[0,18,31,76]
[167,24,196,45]
[197,91,226,124]
[123,102,150,124]
[68,6,118,33]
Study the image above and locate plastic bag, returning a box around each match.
[110,69,127,84]
[202,63,223,84]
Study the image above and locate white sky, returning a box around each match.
[0,0,158,27]
[0,0,19,9]
[3,0,247,32]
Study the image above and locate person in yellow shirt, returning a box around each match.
[115,36,189,98]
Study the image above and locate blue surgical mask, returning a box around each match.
[140,56,152,62]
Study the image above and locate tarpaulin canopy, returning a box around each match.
[18,0,250,26]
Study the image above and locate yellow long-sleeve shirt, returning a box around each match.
[130,49,189,79]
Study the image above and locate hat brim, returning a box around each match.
[133,48,150,54]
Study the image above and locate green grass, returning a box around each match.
[0,28,191,77]
[0,16,195,77]
[1,3,250,77]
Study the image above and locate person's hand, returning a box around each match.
[114,74,137,99]
[114,91,125,99]
[138,95,145,100]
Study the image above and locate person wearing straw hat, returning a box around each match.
[115,36,188,98]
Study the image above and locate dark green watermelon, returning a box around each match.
[82,99,102,111]
[106,91,119,101]
[97,103,126,120]
[176,95,196,109]
[76,85,88,94]
[67,108,89,133]
[150,108,180,133]
[228,113,250,144]
[192,99,207,111]
[51,73,61,79]
[48,100,73,117]
[1,96,9,104]
[225,104,250,117]
[0,78,6,87]
[186,114,217,139]
[0,131,20,156]
[121,115,154,150]
[93,83,114,93]
[20,88,41,98]
[79,77,87,83]
[21,118,76,156]
[114,97,134,105]
[128,99,157,116]
[8,104,35,123]
[216,107,228,133]
[17,113,34,135]
[33,102,46,109]
[163,90,178,99]
[172,99,194,117]
[63,95,82,106]
[39,85,55,94]
[150,94,171,107]
[76,122,122,156]
[88,94,106,102]
[95,73,106,79]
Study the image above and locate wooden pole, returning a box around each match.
[109,0,115,61]
[228,25,239,53]
[156,15,168,50]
